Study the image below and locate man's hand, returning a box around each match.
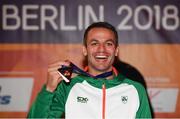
[46,60,70,92]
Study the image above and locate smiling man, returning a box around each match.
[83,25,119,77]
[28,22,152,119]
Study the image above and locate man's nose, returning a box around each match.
[98,44,106,52]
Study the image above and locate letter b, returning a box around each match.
[3,5,20,30]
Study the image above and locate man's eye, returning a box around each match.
[106,42,113,46]
[91,42,98,46]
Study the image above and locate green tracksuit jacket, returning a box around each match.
[28,74,152,119]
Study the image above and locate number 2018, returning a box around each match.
[117,5,179,30]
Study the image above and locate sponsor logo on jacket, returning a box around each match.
[77,96,88,103]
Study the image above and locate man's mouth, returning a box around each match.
[95,55,108,59]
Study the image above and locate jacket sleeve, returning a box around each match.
[135,84,152,118]
[27,85,65,118]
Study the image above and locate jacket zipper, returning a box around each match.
[102,83,106,119]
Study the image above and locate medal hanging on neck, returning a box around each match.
[58,62,113,83]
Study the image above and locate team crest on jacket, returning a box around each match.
[121,96,128,104]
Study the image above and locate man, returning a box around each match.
[28,22,152,118]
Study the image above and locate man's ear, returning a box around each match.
[115,46,119,56]
[82,46,87,56]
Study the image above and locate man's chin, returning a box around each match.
[95,66,112,73]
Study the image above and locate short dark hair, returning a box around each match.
[83,22,118,47]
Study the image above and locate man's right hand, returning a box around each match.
[46,60,70,92]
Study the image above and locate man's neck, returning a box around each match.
[88,67,114,80]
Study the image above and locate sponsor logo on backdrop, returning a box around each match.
[148,88,179,113]
[0,85,11,105]
[0,77,33,112]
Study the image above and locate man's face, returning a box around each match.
[83,27,119,74]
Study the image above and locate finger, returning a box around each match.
[48,61,70,68]
[48,66,61,72]
[47,71,63,84]
[58,71,70,83]
[49,71,69,83]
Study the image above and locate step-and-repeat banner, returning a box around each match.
[0,0,180,118]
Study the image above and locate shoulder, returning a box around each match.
[122,77,147,95]
[124,78,144,88]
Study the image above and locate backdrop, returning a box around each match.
[0,0,180,118]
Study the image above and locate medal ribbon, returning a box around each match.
[70,62,113,79]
